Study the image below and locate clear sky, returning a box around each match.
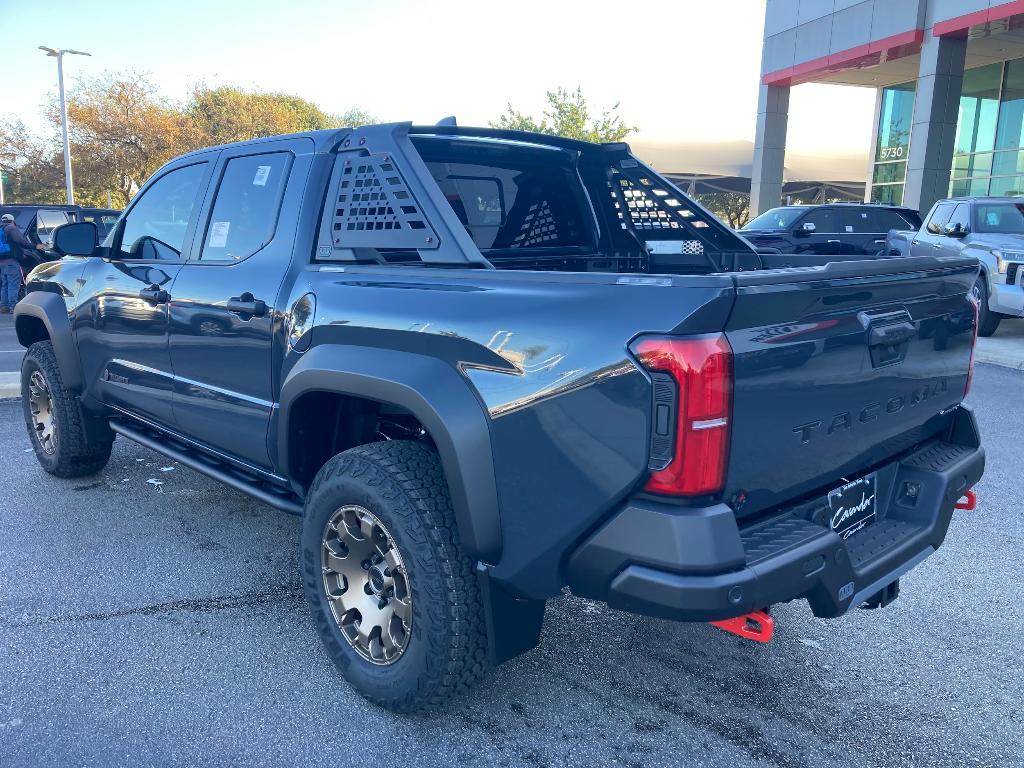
[2,0,876,157]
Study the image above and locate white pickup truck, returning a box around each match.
[885,196,1024,335]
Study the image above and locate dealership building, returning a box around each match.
[753,0,1024,215]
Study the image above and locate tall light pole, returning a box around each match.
[39,46,90,205]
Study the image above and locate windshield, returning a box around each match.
[742,207,807,230]
[974,203,1024,233]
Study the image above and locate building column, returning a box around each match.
[864,87,884,202]
[903,32,966,213]
[750,84,790,216]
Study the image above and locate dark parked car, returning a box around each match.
[740,203,922,259]
[14,124,983,712]
[0,204,122,257]
[885,196,1024,336]
[77,207,121,239]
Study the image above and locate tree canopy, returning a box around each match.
[491,86,636,143]
[0,73,374,207]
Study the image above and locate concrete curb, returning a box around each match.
[974,335,1024,372]
[0,372,20,400]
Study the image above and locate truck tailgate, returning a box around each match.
[724,256,977,519]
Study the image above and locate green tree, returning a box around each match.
[0,120,65,204]
[2,73,375,206]
[695,192,751,228]
[491,86,636,143]
[61,72,194,207]
[187,85,376,146]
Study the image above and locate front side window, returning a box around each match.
[742,207,806,230]
[199,153,290,261]
[945,204,971,234]
[926,203,956,234]
[117,163,207,260]
[975,202,1024,233]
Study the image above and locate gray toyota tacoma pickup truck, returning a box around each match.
[15,123,984,711]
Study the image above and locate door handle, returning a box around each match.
[226,292,267,318]
[874,239,886,244]
[932,243,942,249]
[139,285,170,304]
[827,239,841,244]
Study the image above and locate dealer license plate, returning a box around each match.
[828,474,877,540]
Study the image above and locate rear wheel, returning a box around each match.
[972,275,1001,337]
[301,440,488,711]
[21,341,113,477]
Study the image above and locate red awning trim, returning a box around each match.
[933,0,1024,38]
[762,29,924,87]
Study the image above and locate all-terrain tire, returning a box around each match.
[973,274,1001,337]
[21,341,113,478]
[301,440,488,711]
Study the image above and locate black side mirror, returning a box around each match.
[52,221,98,256]
[944,224,968,239]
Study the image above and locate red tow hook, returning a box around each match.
[955,489,977,511]
[710,610,774,643]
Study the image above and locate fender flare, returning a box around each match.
[278,344,502,562]
[13,290,83,392]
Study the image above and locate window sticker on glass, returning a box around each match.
[253,166,271,186]
[208,221,231,248]
[845,225,854,232]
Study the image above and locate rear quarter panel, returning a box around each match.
[296,266,735,597]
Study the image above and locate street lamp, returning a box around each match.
[39,46,91,206]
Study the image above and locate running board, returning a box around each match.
[109,420,304,515]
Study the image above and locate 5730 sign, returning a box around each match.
[879,145,905,160]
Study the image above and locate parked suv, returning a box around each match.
[740,203,921,259]
[14,124,983,711]
[885,196,1024,336]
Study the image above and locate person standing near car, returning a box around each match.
[0,213,45,313]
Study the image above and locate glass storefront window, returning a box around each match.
[988,176,1024,196]
[952,152,993,178]
[870,184,904,205]
[875,82,915,162]
[870,62,1024,206]
[996,60,1024,151]
[955,63,1001,155]
[950,177,991,197]
[872,162,906,184]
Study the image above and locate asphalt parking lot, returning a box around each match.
[0,364,1022,768]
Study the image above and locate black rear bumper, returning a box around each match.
[565,406,985,622]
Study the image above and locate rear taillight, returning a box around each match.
[631,334,732,497]
[965,291,979,397]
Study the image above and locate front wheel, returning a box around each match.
[301,440,488,711]
[972,275,1001,337]
[21,341,113,477]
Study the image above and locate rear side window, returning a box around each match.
[864,208,916,232]
[35,209,73,243]
[418,146,593,251]
[802,208,839,232]
[833,208,874,233]
[199,152,290,261]
[925,203,955,234]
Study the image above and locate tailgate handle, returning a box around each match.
[859,310,915,368]
[868,322,915,347]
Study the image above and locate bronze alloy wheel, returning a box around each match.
[28,370,57,455]
[321,505,412,665]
